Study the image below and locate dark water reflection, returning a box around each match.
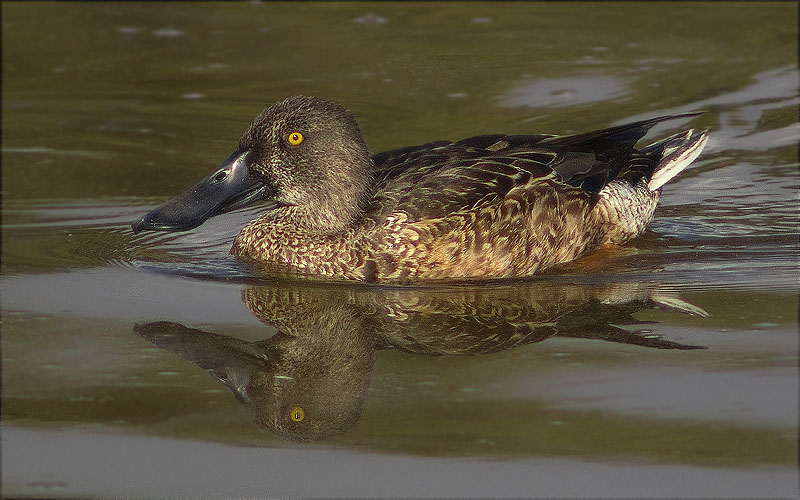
[136,281,706,441]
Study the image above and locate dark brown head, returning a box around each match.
[132,96,374,234]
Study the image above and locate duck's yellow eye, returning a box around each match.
[287,131,304,146]
[289,406,305,422]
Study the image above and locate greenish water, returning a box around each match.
[1,2,798,498]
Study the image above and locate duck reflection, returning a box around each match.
[135,280,706,441]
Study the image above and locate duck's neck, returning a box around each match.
[248,204,360,236]
[273,141,375,235]
[231,192,372,278]
[232,140,375,275]
[286,176,373,235]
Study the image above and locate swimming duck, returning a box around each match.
[132,96,708,282]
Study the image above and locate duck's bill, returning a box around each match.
[132,151,269,234]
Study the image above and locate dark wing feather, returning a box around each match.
[543,112,704,192]
[370,146,556,222]
[541,112,704,150]
[366,112,702,221]
[370,140,451,174]
[371,134,554,178]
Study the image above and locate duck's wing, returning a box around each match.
[539,112,704,193]
[370,134,552,180]
[369,144,560,221]
[367,113,703,222]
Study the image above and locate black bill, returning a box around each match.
[132,151,269,234]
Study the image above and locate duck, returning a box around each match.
[132,96,708,282]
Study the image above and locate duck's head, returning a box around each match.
[132,96,373,234]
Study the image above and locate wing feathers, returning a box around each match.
[368,113,705,222]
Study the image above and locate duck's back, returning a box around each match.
[354,114,707,282]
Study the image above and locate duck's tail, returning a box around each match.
[594,125,709,245]
[643,128,710,191]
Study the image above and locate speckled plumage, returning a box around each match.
[227,97,708,282]
[134,96,708,281]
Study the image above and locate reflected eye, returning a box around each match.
[289,406,305,422]
[287,131,304,146]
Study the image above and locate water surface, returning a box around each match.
[2,3,798,498]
